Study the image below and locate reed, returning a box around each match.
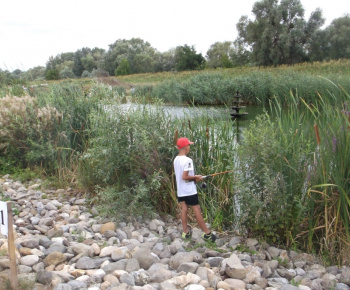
[76,97,237,226]
[151,70,350,106]
[236,85,350,264]
[302,89,350,264]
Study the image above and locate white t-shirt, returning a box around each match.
[173,155,197,197]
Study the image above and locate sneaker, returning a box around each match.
[182,231,191,239]
[202,232,217,242]
[182,225,192,240]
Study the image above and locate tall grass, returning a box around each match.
[170,113,237,230]
[303,88,350,264]
[79,100,237,225]
[152,70,350,106]
[236,84,350,264]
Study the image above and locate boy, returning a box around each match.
[173,137,217,242]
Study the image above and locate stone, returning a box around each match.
[30,217,40,225]
[75,256,108,270]
[169,251,197,270]
[277,268,297,280]
[246,238,259,247]
[280,285,300,290]
[150,269,173,283]
[111,247,131,261]
[225,254,246,279]
[100,246,119,257]
[225,278,246,289]
[44,252,67,266]
[208,256,224,267]
[67,280,87,288]
[116,229,128,240]
[71,243,94,256]
[132,247,155,270]
[267,246,281,258]
[89,269,106,283]
[177,262,199,274]
[126,258,140,272]
[120,273,135,286]
[37,270,57,285]
[100,222,116,234]
[184,285,205,290]
[0,259,10,269]
[340,268,350,286]
[20,254,39,266]
[53,284,73,290]
[45,202,58,210]
[336,283,350,289]
[103,230,117,239]
[217,280,231,290]
[102,260,127,274]
[20,238,40,249]
[229,236,243,246]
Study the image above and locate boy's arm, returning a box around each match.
[182,170,203,182]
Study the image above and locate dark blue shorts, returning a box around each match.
[178,194,199,206]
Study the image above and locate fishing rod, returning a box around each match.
[194,170,234,188]
[201,170,234,179]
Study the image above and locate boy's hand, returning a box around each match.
[194,175,203,182]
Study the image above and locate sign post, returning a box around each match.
[0,201,18,289]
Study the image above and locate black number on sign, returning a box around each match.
[0,210,4,225]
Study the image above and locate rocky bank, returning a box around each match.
[0,174,349,290]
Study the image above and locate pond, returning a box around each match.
[120,103,266,125]
[162,104,267,143]
[117,103,267,143]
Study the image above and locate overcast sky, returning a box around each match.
[1,0,348,71]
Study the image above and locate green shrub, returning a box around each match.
[92,180,158,220]
[0,95,63,172]
[236,112,313,245]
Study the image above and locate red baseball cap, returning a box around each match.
[177,137,194,149]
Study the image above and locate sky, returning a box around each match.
[1,0,349,71]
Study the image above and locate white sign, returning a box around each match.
[0,201,8,236]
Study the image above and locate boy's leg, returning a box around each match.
[192,204,210,234]
[180,201,189,233]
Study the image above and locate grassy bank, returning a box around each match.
[112,59,350,106]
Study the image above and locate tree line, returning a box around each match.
[1,0,349,83]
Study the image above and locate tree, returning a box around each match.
[153,50,176,72]
[326,15,350,60]
[72,47,92,77]
[206,41,234,68]
[45,53,74,71]
[133,54,155,74]
[45,69,59,80]
[306,29,330,61]
[59,67,75,79]
[25,66,46,81]
[115,59,131,76]
[103,38,157,75]
[236,0,325,66]
[174,45,205,71]
[230,40,251,67]
[81,54,97,72]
